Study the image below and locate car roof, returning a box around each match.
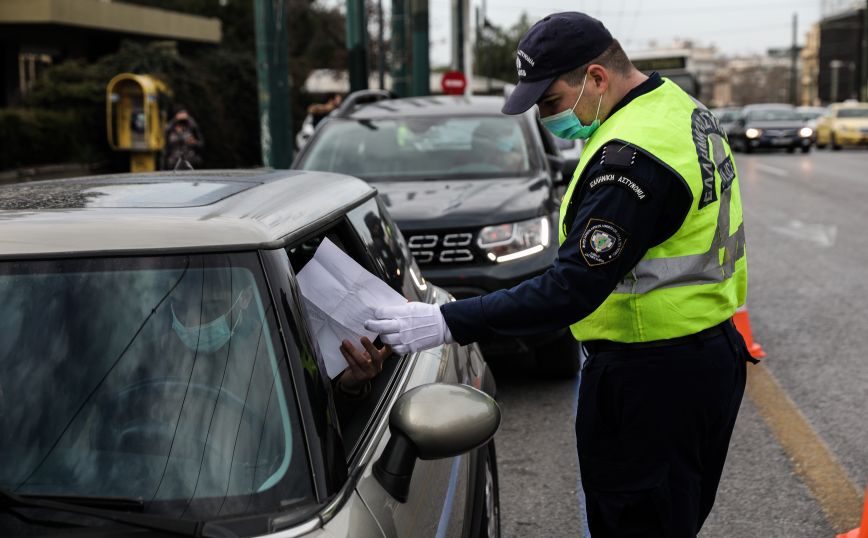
[340,95,531,120]
[0,169,375,258]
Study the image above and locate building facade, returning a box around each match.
[0,0,221,106]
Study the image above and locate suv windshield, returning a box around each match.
[746,108,800,121]
[299,115,538,180]
[0,253,311,522]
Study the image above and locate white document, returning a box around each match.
[296,238,407,379]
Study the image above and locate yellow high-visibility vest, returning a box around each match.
[559,79,747,342]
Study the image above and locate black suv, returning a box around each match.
[294,91,581,377]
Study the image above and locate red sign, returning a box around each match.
[440,71,467,95]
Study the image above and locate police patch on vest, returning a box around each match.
[586,173,649,202]
[580,219,628,266]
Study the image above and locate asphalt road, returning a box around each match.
[492,147,868,537]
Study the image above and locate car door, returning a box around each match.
[344,198,479,538]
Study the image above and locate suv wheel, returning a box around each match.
[535,333,581,378]
[832,133,842,150]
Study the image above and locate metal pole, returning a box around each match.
[410,0,430,96]
[378,0,386,89]
[790,13,798,105]
[254,0,292,168]
[862,0,868,101]
[482,0,491,93]
[391,0,409,97]
[831,59,842,102]
[347,0,369,92]
[452,0,465,71]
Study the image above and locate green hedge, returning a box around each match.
[0,109,89,170]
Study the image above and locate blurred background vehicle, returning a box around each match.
[815,102,868,150]
[729,103,814,154]
[711,106,743,137]
[294,91,581,378]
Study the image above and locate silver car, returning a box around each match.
[0,170,501,537]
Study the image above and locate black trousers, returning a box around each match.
[576,322,749,537]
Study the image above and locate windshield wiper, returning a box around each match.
[0,488,235,537]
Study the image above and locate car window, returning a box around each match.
[837,108,868,119]
[285,217,407,456]
[298,115,539,180]
[346,197,428,302]
[0,253,313,520]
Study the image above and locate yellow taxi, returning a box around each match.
[815,102,868,149]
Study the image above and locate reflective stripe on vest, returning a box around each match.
[559,78,747,343]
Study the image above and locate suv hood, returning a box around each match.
[373,175,552,229]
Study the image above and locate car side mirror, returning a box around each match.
[373,383,501,503]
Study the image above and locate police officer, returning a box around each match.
[366,12,754,537]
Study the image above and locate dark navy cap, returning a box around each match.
[502,12,614,115]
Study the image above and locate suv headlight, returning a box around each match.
[799,127,813,138]
[478,216,550,263]
[745,128,762,139]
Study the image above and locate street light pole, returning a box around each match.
[862,0,867,101]
[410,0,430,96]
[391,0,409,97]
[790,12,798,105]
[378,0,386,90]
[254,0,292,168]
[346,0,369,92]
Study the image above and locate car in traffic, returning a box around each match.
[815,102,868,150]
[729,103,814,153]
[711,106,742,136]
[294,91,581,378]
[0,170,501,538]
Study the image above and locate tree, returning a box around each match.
[12,0,351,170]
[474,13,532,85]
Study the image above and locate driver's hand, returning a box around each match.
[337,337,392,392]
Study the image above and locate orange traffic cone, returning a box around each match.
[837,484,868,538]
[732,306,766,360]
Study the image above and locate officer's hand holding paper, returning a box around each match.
[365,302,454,355]
[296,238,406,378]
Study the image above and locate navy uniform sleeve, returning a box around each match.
[441,144,691,344]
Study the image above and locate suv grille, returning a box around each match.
[408,232,477,265]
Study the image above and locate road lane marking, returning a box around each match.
[756,163,788,177]
[746,363,864,531]
[770,219,837,247]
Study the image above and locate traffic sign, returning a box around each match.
[441,71,467,95]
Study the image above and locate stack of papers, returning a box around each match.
[296,238,407,378]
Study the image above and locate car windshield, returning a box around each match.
[714,109,740,122]
[0,253,312,522]
[299,115,537,180]
[837,108,868,118]
[746,108,800,121]
[798,109,826,120]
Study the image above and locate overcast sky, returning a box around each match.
[420,0,839,66]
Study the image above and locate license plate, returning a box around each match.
[771,138,793,146]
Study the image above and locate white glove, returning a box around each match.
[364,302,454,355]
